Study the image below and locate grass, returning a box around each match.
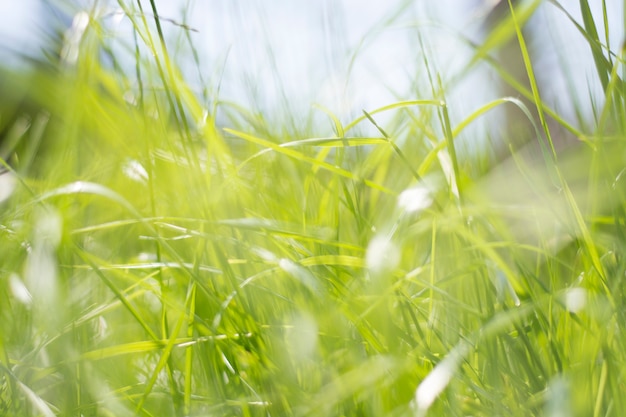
[1,0,625,416]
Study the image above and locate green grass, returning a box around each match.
[1,1,626,416]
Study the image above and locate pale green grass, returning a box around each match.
[1,1,626,416]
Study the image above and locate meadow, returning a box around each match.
[1,0,625,416]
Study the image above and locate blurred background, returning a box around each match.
[0,1,623,149]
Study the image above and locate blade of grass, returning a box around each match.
[362,110,422,182]
[225,127,394,194]
[344,100,442,133]
[509,0,610,290]
[578,0,610,91]
[134,286,189,416]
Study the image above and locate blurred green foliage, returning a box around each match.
[1,1,626,416]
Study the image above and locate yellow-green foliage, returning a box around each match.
[1,1,625,416]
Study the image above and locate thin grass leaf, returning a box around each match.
[134,290,188,415]
[362,109,423,182]
[0,363,55,417]
[507,0,557,160]
[298,255,365,268]
[344,100,442,132]
[469,0,543,67]
[280,136,388,148]
[225,127,394,194]
[313,104,345,137]
[78,250,160,342]
[578,0,610,90]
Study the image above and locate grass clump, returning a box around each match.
[1,1,626,416]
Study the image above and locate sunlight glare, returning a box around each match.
[9,273,32,306]
[398,185,432,213]
[415,341,469,413]
[563,287,586,313]
[123,159,149,184]
[366,235,400,276]
[61,11,90,65]
[0,171,16,203]
[24,207,62,319]
[286,313,319,362]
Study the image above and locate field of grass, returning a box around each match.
[1,0,626,416]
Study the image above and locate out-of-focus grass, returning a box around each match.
[1,1,625,416]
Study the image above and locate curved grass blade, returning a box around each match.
[279,136,387,148]
[0,362,55,417]
[344,100,443,133]
[225,127,394,194]
[313,103,345,137]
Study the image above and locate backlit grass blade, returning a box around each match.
[469,0,542,67]
[578,0,610,91]
[507,0,557,160]
[509,0,609,288]
[225,127,394,194]
[134,287,188,415]
[78,250,160,342]
[362,110,422,181]
[279,136,388,148]
[313,104,345,137]
[344,100,442,133]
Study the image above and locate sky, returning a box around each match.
[0,0,44,61]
